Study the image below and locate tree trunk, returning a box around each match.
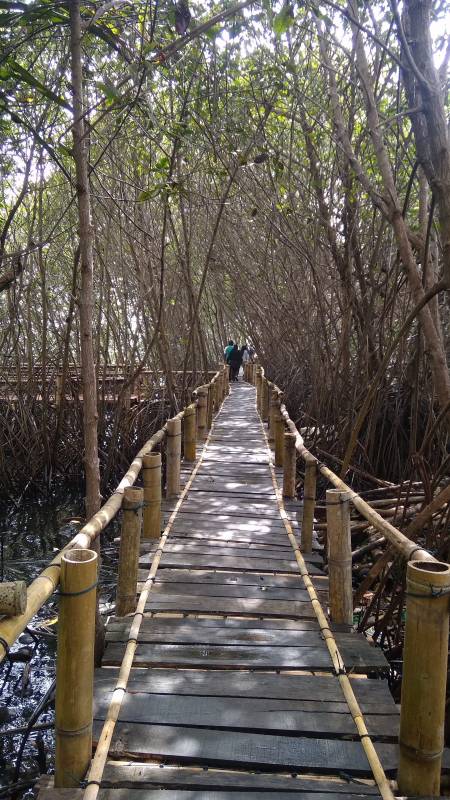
[69,0,104,661]
[69,0,101,520]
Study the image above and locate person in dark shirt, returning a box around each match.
[227,344,242,382]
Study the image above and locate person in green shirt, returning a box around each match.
[223,340,234,362]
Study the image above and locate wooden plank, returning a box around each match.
[137,581,324,602]
[166,504,284,520]
[142,542,322,563]
[164,524,291,549]
[175,493,295,511]
[38,791,384,799]
[93,668,398,706]
[148,569,328,589]
[168,515,296,534]
[93,692,397,739]
[189,484,276,497]
[140,553,324,575]
[106,621,375,654]
[92,722,400,775]
[141,594,319,619]
[145,592,315,619]
[104,641,387,671]
[100,764,381,794]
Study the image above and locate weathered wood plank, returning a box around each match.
[141,541,322,563]
[140,553,324,576]
[100,764,380,794]
[92,722,400,775]
[136,580,325,602]
[93,668,398,706]
[93,692,397,739]
[106,621,378,656]
[165,529,294,547]
[104,641,387,671]
[148,569,328,588]
[38,791,382,799]
[168,515,297,534]
[141,594,319,619]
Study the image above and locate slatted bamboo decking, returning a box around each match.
[37,380,448,799]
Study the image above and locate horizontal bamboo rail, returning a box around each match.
[264,376,436,564]
[0,366,227,663]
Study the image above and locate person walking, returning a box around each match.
[223,339,234,362]
[227,343,242,382]
[241,344,251,365]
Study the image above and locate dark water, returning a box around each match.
[0,493,120,797]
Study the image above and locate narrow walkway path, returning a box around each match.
[51,382,401,797]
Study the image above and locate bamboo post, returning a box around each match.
[224,365,230,394]
[142,453,161,539]
[216,367,223,405]
[183,404,196,462]
[166,416,181,497]
[302,457,317,554]
[0,581,27,616]
[398,560,450,796]
[54,548,97,788]
[326,489,353,626]
[207,381,215,430]
[116,487,143,616]
[268,389,277,448]
[261,378,269,422]
[196,387,208,441]
[274,407,285,468]
[255,366,263,415]
[283,433,296,498]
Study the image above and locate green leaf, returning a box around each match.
[273,3,294,36]
[138,183,166,202]
[153,155,170,171]
[8,59,71,109]
[96,80,119,102]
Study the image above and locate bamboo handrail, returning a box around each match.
[263,374,436,564]
[0,368,224,662]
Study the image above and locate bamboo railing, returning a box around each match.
[246,363,450,797]
[0,365,228,663]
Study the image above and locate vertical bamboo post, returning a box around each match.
[142,453,161,539]
[274,407,284,468]
[255,366,263,415]
[283,433,296,498]
[116,487,143,616]
[224,365,230,394]
[398,560,450,796]
[207,381,215,430]
[196,387,208,441]
[261,378,269,422]
[326,489,353,626]
[54,548,97,788]
[166,416,181,497]
[302,457,316,553]
[217,366,224,406]
[268,388,277,448]
[183,404,196,462]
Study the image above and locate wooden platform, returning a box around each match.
[41,381,422,797]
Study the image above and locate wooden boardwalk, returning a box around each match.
[42,381,403,798]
